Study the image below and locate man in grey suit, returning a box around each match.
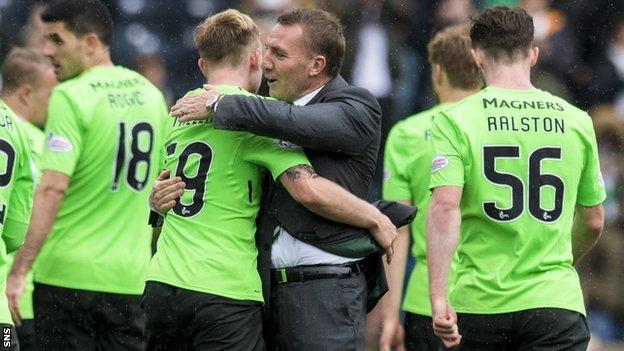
[155,8,398,351]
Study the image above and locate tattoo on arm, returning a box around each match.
[285,164,318,182]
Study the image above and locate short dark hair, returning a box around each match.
[41,0,113,46]
[470,6,534,61]
[277,9,345,78]
[1,47,52,95]
[428,24,482,90]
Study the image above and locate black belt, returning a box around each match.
[271,261,361,284]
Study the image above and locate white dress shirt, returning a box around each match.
[271,85,361,268]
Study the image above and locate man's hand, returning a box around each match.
[149,170,185,215]
[171,84,222,123]
[379,316,405,351]
[431,297,461,348]
[371,214,398,264]
[6,271,26,327]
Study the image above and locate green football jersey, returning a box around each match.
[34,66,169,294]
[383,103,451,316]
[6,119,43,319]
[430,87,606,315]
[0,101,35,325]
[147,86,311,302]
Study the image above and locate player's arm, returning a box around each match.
[573,117,607,265]
[8,170,68,325]
[379,200,410,351]
[572,203,604,265]
[8,89,78,325]
[10,170,68,274]
[379,125,411,351]
[3,133,35,326]
[172,85,381,155]
[278,164,398,263]
[427,185,462,348]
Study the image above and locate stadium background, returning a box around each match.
[1,0,624,349]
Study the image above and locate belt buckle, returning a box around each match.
[278,268,288,284]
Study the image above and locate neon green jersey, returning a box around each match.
[383,103,451,316]
[34,66,169,294]
[147,86,311,302]
[0,101,35,325]
[6,119,43,319]
[430,87,606,315]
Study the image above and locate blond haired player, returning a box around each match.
[380,24,482,351]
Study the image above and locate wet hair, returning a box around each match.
[277,8,346,77]
[41,0,113,46]
[470,6,534,61]
[194,9,260,66]
[1,47,52,95]
[428,24,482,90]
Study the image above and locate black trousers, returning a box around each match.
[15,320,34,350]
[456,308,590,351]
[142,281,264,351]
[265,268,367,351]
[33,282,143,351]
[404,313,448,351]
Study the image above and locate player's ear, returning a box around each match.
[197,58,208,78]
[249,48,260,71]
[18,84,33,105]
[529,46,539,67]
[471,49,483,70]
[82,32,101,55]
[433,64,443,86]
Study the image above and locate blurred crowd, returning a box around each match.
[1,0,624,347]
